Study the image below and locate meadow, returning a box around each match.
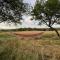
[0,31,60,60]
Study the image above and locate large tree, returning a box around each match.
[32,0,60,37]
[0,0,27,23]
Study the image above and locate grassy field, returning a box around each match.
[0,31,60,60]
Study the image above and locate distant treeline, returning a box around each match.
[0,28,60,31]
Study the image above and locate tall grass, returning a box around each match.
[0,39,60,60]
[0,31,60,60]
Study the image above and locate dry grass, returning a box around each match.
[0,31,60,60]
[11,31,60,40]
[0,39,60,60]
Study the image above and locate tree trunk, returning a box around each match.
[49,19,51,27]
[42,17,60,37]
[49,26,60,37]
[48,17,60,37]
[48,16,52,27]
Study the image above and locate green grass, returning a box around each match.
[0,31,60,60]
[0,32,17,41]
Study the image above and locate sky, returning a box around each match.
[0,0,36,29]
[0,0,60,29]
[24,0,36,6]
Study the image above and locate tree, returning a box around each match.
[32,0,60,37]
[0,0,27,24]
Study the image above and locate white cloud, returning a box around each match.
[0,0,60,29]
[24,0,36,6]
[0,22,20,29]
[0,15,60,29]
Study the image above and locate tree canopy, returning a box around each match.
[32,0,60,36]
[32,0,60,25]
[0,0,27,23]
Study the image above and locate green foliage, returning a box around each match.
[45,0,60,16]
[32,0,60,25]
[4,0,23,9]
[0,0,27,23]
[32,0,43,19]
[32,0,60,37]
[33,0,60,18]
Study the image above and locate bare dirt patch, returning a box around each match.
[11,31,44,40]
[13,31,44,36]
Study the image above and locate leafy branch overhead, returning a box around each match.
[32,0,60,37]
[32,0,60,25]
[0,0,27,23]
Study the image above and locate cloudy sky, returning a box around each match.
[0,0,60,29]
[0,0,36,29]
[24,0,36,6]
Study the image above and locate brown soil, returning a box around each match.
[12,31,44,37]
